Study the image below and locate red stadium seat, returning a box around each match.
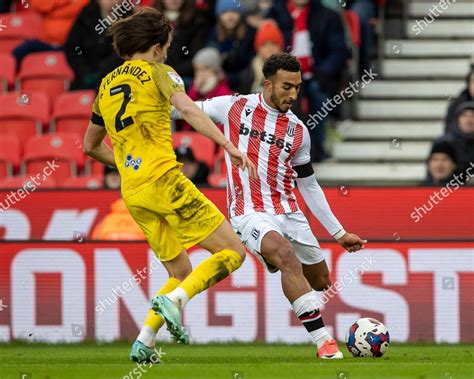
[0,12,42,53]
[50,90,95,135]
[0,135,21,177]
[0,91,50,141]
[172,131,216,169]
[62,175,103,189]
[17,52,74,102]
[0,53,16,92]
[0,174,57,189]
[23,133,85,185]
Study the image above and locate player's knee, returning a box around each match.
[312,274,331,291]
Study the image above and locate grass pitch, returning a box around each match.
[0,341,473,379]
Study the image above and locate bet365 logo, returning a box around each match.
[125,154,142,171]
[239,124,292,153]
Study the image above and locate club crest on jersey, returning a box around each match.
[287,121,296,137]
[251,228,260,240]
[125,154,142,171]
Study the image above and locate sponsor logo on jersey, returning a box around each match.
[239,124,292,153]
[167,72,184,86]
[125,155,142,171]
[245,108,252,117]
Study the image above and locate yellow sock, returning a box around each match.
[143,277,181,332]
[179,249,243,300]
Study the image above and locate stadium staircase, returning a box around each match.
[316,0,474,186]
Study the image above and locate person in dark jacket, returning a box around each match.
[445,102,474,175]
[155,0,212,86]
[267,0,349,161]
[65,0,132,90]
[424,139,459,186]
[445,67,474,134]
[174,145,210,187]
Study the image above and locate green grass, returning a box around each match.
[0,341,473,379]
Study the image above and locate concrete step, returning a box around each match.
[360,80,463,99]
[357,100,448,120]
[314,162,425,185]
[385,39,474,58]
[407,20,474,38]
[338,121,444,140]
[382,59,470,78]
[333,141,432,162]
[409,1,474,18]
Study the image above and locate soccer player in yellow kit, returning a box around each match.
[83,8,256,363]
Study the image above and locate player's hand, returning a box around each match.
[337,233,367,253]
[225,142,257,179]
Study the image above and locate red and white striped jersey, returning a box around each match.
[199,93,311,218]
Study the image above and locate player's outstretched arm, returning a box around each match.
[170,92,257,179]
[83,122,116,168]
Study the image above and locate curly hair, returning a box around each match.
[108,7,173,59]
[262,53,301,79]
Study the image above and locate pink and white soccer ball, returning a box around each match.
[345,317,390,357]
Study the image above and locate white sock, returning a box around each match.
[165,287,189,308]
[292,291,331,349]
[137,325,156,348]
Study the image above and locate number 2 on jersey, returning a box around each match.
[110,84,134,132]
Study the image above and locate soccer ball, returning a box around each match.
[345,317,390,357]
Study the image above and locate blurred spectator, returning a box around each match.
[65,0,131,90]
[175,145,210,187]
[188,47,231,100]
[13,0,89,66]
[238,19,284,94]
[269,0,349,162]
[424,139,459,186]
[208,0,256,90]
[154,0,212,85]
[0,0,13,12]
[445,102,474,174]
[104,165,121,190]
[91,198,146,240]
[445,67,474,133]
[92,165,145,240]
[242,0,274,30]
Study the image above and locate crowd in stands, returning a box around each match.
[0,0,381,188]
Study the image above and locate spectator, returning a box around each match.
[188,47,231,101]
[242,0,274,30]
[445,67,474,133]
[154,0,211,86]
[424,139,459,186]
[65,0,132,90]
[13,0,89,66]
[208,0,256,90]
[269,0,349,161]
[175,145,210,187]
[446,102,474,174]
[238,19,284,94]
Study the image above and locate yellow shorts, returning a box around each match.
[125,168,225,261]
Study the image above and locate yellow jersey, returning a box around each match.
[91,59,185,198]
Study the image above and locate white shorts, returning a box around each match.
[230,211,325,273]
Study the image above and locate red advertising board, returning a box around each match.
[0,242,472,343]
[0,188,473,241]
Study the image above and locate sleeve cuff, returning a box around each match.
[91,112,105,126]
[333,229,346,240]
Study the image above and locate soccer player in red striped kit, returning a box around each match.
[173,53,367,359]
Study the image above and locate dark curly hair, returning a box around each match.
[108,7,173,59]
[262,53,301,79]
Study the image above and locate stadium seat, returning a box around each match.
[22,133,85,185]
[0,174,57,189]
[0,12,42,53]
[62,175,103,189]
[0,135,21,177]
[17,52,74,102]
[172,131,216,169]
[0,53,15,93]
[50,90,95,135]
[0,91,50,141]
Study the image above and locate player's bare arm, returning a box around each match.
[170,92,257,179]
[83,122,116,167]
